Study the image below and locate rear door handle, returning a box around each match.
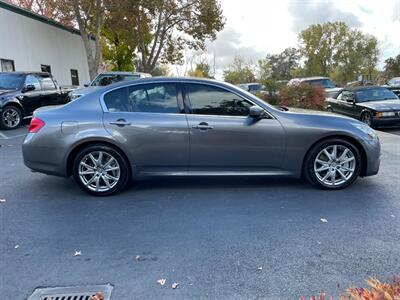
[109,119,131,127]
[192,122,213,130]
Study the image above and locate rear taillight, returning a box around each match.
[28,117,45,133]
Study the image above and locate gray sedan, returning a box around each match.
[22,78,381,196]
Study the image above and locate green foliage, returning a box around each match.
[299,22,379,84]
[188,63,212,78]
[151,65,171,76]
[258,47,300,81]
[383,54,400,79]
[223,56,256,84]
[278,83,326,110]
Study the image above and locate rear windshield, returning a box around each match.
[91,74,140,86]
[356,88,399,102]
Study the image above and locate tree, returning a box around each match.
[130,0,225,73]
[383,54,400,79]
[298,22,379,84]
[258,47,300,81]
[223,56,256,84]
[188,63,212,78]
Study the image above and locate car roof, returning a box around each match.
[0,71,51,76]
[98,71,150,76]
[345,85,388,91]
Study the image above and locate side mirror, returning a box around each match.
[22,84,35,93]
[249,106,265,118]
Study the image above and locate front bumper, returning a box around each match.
[359,136,381,177]
[373,116,400,127]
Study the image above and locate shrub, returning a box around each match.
[278,83,326,110]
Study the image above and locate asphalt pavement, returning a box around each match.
[1,126,399,299]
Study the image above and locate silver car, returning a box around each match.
[23,78,381,196]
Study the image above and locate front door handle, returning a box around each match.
[192,122,213,130]
[109,119,131,127]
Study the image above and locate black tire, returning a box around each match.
[0,106,22,130]
[360,111,373,127]
[326,106,333,112]
[304,138,362,190]
[72,144,130,196]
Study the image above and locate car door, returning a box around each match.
[335,90,354,116]
[183,83,286,170]
[20,74,43,115]
[102,83,190,173]
[37,74,63,106]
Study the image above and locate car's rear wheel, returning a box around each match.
[360,111,373,127]
[304,139,361,190]
[0,106,22,129]
[72,144,130,196]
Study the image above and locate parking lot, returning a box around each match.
[1,126,400,299]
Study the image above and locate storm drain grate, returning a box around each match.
[28,284,113,300]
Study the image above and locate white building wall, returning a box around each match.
[0,6,90,86]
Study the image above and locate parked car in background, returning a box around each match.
[288,76,342,98]
[383,77,400,97]
[23,77,380,196]
[325,86,400,127]
[68,71,152,100]
[237,83,267,95]
[0,72,71,129]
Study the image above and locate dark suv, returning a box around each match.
[0,72,70,129]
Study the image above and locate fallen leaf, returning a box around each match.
[134,255,141,262]
[74,250,81,256]
[257,267,263,271]
[320,218,328,223]
[171,282,180,289]
[317,241,322,245]
[157,279,166,286]
[0,198,6,203]
[14,245,19,249]
[390,215,395,218]
[89,292,104,300]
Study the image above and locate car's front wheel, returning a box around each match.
[360,111,373,127]
[72,144,130,196]
[0,106,22,129]
[304,139,361,190]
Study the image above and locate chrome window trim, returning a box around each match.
[99,79,276,119]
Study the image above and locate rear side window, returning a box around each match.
[103,83,179,113]
[185,83,253,116]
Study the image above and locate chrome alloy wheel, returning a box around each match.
[3,108,20,128]
[313,145,356,186]
[78,151,121,192]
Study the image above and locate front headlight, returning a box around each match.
[376,111,395,118]
[352,122,378,140]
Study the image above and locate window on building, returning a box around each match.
[1,59,15,72]
[37,74,56,90]
[185,83,253,116]
[70,69,79,86]
[41,64,51,74]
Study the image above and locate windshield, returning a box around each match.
[356,88,399,102]
[388,78,400,86]
[91,74,140,86]
[248,84,264,91]
[309,79,336,89]
[0,73,24,90]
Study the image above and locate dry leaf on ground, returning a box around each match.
[171,282,180,289]
[74,250,81,256]
[0,198,6,203]
[320,218,328,223]
[14,245,19,249]
[89,292,104,300]
[157,279,166,286]
[134,255,141,261]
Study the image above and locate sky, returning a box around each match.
[193,0,400,78]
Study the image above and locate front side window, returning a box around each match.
[185,84,253,116]
[103,83,179,113]
[25,75,41,91]
[388,78,400,86]
[38,75,56,90]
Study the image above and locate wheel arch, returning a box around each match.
[301,134,368,177]
[65,140,132,177]
[2,101,25,116]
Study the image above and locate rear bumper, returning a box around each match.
[22,133,68,177]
